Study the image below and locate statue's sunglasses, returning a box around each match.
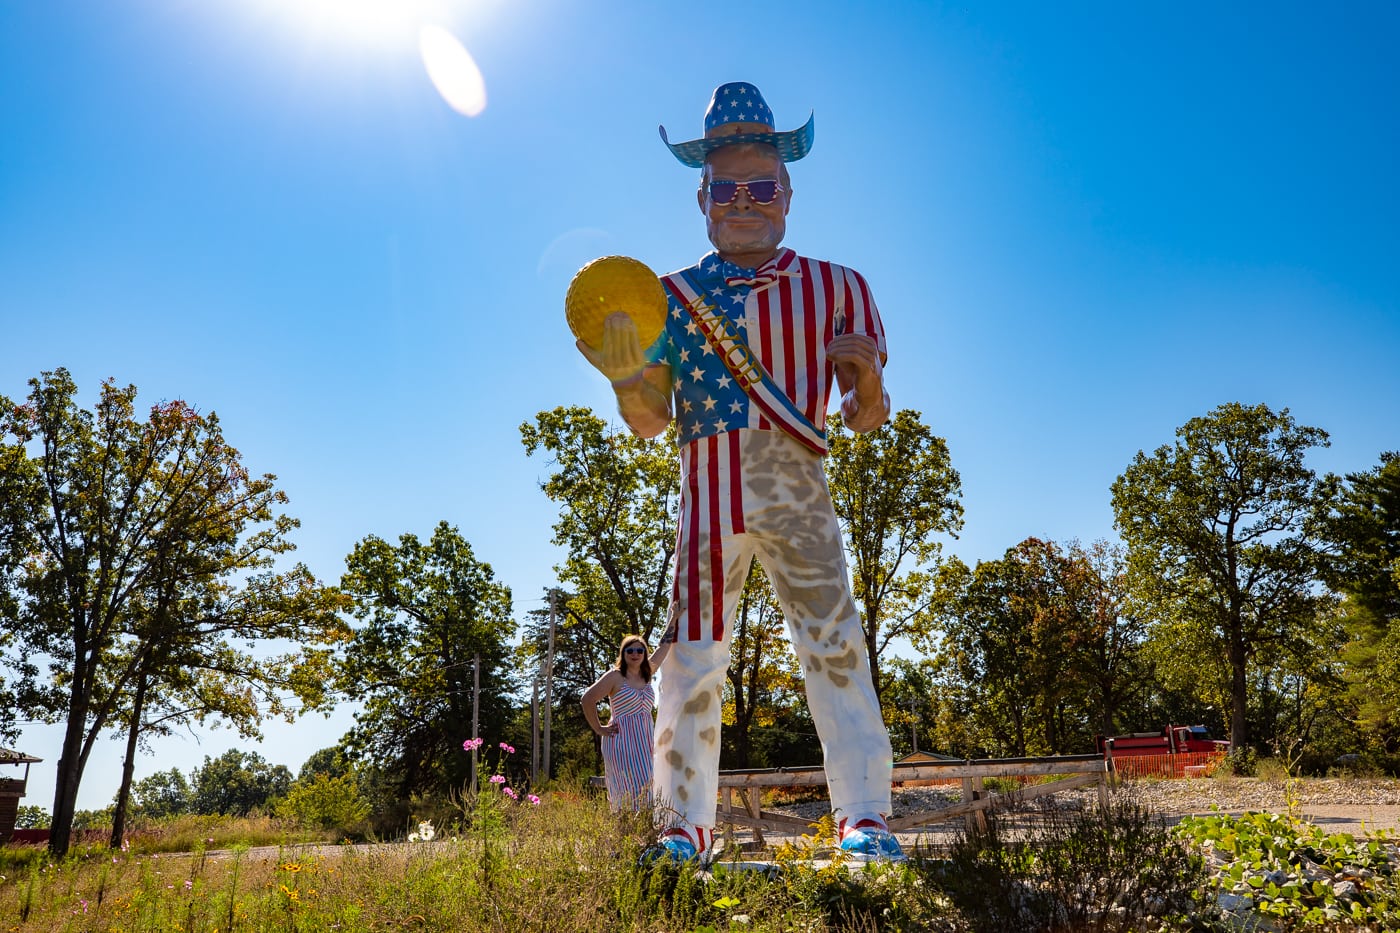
[704,178,784,205]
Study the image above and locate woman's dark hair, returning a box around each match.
[615,634,653,682]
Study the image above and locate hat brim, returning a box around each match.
[659,112,814,169]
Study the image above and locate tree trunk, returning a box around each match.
[110,673,149,848]
[1230,628,1249,750]
[864,619,883,703]
[48,705,89,858]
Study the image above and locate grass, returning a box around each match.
[1,782,1397,932]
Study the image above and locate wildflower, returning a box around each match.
[489,774,506,785]
[527,794,541,806]
[462,737,484,752]
[407,819,435,842]
[184,880,193,891]
[499,742,515,754]
[504,787,518,800]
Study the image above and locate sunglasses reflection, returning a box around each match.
[707,178,783,205]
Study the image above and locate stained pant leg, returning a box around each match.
[742,431,893,823]
[652,504,753,842]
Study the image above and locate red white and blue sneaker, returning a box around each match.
[838,817,907,862]
[639,826,711,865]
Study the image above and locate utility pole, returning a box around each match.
[471,652,480,794]
[542,589,559,781]
[530,670,541,783]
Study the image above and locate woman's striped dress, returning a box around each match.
[602,679,655,811]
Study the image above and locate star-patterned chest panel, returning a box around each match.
[647,249,887,448]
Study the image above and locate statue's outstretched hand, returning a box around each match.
[577,312,648,388]
[826,333,883,386]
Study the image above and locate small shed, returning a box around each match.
[894,749,962,787]
[0,747,43,844]
[896,750,961,765]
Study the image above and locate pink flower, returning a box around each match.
[499,742,515,754]
[504,787,518,800]
[462,737,484,752]
[527,794,541,806]
[489,774,506,784]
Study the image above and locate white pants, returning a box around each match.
[653,429,892,845]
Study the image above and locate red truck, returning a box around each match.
[1097,725,1230,778]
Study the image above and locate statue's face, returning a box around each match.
[698,146,790,265]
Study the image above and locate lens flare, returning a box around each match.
[419,24,487,117]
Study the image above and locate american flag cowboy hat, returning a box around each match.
[660,81,815,169]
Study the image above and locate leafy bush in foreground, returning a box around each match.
[926,792,1209,931]
[1177,810,1400,929]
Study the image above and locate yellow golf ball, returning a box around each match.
[565,255,668,351]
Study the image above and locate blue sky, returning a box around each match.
[3,1,1397,811]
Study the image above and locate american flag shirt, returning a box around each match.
[646,247,887,454]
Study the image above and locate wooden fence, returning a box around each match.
[577,755,1113,845]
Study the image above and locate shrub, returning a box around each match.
[1176,810,1400,929]
[276,773,371,835]
[1222,746,1259,777]
[926,788,1211,931]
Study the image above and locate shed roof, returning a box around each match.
[0,748,43,764]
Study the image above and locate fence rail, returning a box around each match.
[715,755,1110,842]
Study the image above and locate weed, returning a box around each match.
[925,787,1211,932]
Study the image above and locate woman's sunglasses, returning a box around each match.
[705,178,784,205]
[624,647,646,655]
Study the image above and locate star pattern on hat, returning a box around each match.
[662,82,814,168]
[706,82,774,132]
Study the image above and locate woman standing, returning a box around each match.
[582,633,670,810]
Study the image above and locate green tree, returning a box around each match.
[129,767,190,819]
[721,561,806,769]
[927,540,1075,757]
[1319,452,1400,754]
[14,805,49,829]
[1111,402,1330,751]
[826,409,962,699]
[277,772,371,834]
[298,746,356,782]
[336,522,517,803]
[878,656,942,758]
[108,554,346,847]
[923,538,1148,757]
[519,407,678,646]
[188,749,291,815]
[0,369,338,856]
[1059,539,1151,739]
[520,408,678,780]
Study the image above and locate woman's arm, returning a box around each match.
[581,670,622,737]
[650,617,678,671]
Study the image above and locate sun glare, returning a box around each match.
[419,24,487,117]
[262,0,457,46]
